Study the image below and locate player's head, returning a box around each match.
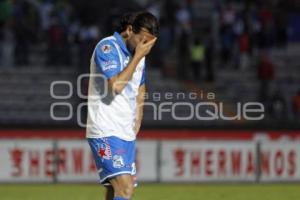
[117,11,159,53]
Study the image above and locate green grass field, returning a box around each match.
[0,184,299,200]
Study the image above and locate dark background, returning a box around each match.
[0,0,299,131]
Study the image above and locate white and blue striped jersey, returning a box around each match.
[86,32,145,141]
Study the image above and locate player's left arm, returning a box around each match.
[134,84,146,135]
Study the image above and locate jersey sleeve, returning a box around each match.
[140,65,146,86]
[94,41,121,79]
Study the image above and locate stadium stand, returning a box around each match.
[0,0,299,129]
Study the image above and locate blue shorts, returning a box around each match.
[88,136,136,186]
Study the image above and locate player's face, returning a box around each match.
[127,27,156,54]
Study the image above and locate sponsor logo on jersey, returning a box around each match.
[102,44,111,54]
[101,60,118,71]
[116,148,126,155]
[113,155,125,168]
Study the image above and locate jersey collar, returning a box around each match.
[113,32,131,56]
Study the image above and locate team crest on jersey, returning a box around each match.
[113,155,125,168]
[102,44,111,54]
[98,142,112,160]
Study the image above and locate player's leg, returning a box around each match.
[105,186,114,200]
[109,174,134,200]
[88,138,115,200]
[88,137,136,200]
[108,139,137,200]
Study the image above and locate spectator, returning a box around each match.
[258,5,275,48]
[147,0,161,19]
[257,51,274,103]
[238,30,250,70]
[292,90,300,120]
[219,2,236,65]
[13,0,35,66]
[0,0,13,67]
[274,7,288,47]
[78,25,100,72]
[47,12,68,66]
[176,1,191,33]
[204,31,214,82]
[249,4,262,50]
[162,0,177,36]
[269,90,287,120]
[220,3,236,28]
[39,0,54,32]
[220,25,234,65]
[190,37,205,81]
[156,18,172,76]
[177,29,190,80]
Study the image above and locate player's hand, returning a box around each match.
[134,37,157,59]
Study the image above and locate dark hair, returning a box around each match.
[117,11,159,37]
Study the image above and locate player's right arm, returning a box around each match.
[95,37,156,94]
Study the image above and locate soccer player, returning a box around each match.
[86,12,159,200]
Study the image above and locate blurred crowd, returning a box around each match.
[0,0,72,67]
[0,0,125,70]
[147,0,291,80]
[0,0,294,70]
[144,0,299,121]
[0,0,299,122]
